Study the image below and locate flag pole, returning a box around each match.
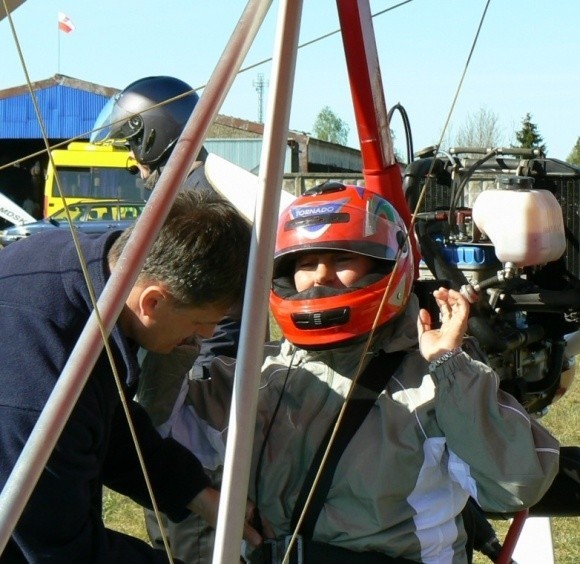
[57,21,60,73]
[56,12,75,73]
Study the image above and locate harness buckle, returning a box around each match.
[263,534,303,564]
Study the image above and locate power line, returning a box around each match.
[193,0,414,91]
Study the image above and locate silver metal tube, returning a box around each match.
[565,331,580,358]
[212,1,303,561]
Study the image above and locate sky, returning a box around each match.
[1,0,579,160]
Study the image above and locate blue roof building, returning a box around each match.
[0,74,117,141]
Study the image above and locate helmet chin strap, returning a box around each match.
[141,144,206,191]
[143,168,161,191]
[139,151,172,189]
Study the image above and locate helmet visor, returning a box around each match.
[90,94,141,145]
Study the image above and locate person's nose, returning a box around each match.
[193,323,218,340]
[314,261,336,286]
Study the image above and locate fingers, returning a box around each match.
[433,286,468,305]
[417,309,431,358]
[260,514,276,539]
[242,521,263,548]
[418,288,469,361]
[433,288,469,320]
[187,487,219,528]
[245,501,256,523]
[189,489,264,549]
[417,308,431,335]
[243,503,264,548]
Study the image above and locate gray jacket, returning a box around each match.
[138,296,559,563]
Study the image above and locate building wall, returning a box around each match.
[0,75,363,208]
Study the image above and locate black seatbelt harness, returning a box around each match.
[291,349,406,538]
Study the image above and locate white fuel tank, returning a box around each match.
[472,176,566,267]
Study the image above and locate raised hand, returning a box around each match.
[417,287,470,361]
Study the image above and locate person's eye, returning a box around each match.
[297,259,317,270]
[335,255,354,267]
[297,254,322,268]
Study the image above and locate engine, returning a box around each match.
[404,147,580,416]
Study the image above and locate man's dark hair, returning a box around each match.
[110,190,251,307]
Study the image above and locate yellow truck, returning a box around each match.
[44,142,147,216]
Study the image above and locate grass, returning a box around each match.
[473,361,580,563]
[105,355,580,562]
[534,367,580,563]
[102,487,148,542]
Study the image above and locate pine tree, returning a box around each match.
[514,112,547,155]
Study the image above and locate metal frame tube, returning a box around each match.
[498,510,529,564]
[212,1,303,561]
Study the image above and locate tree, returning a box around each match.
[312,106,350,145]
[567,137,580,166]
[513,112,547,154]
[453,107,504,149]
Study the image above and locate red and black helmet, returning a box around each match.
[270,183,414,349]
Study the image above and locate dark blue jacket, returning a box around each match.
[0,230,210,562]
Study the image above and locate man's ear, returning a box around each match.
[138,285,167,325]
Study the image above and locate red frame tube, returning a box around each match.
[498,509,529,564]
[336,0,419,272]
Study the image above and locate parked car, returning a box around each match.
[0,200,146,246]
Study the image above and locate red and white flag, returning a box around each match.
[57,12,75,34]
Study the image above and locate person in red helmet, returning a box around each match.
[140,182,559,563]
[269,182,415,348]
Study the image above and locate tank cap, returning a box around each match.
[496,175,534,190]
